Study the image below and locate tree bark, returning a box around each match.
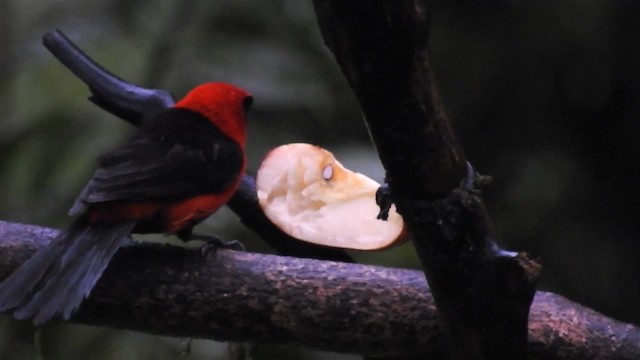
[0,220,638,360]
[313,2,539,359]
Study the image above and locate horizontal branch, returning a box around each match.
[0,221,638,359]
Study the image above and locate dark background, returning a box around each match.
[0,1,638,359]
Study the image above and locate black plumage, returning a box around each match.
[0,218,135,324]
[0,107,244,324]
[71,108,243,215]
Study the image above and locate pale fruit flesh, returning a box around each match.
[256,143,405,250]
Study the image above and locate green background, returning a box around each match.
[1,1,639,359]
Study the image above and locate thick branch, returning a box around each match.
[41,29,353,263]
[0,221,638,360]
[313,2,538,359]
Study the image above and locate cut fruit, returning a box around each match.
[256,143,405,250]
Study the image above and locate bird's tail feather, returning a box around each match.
[0,217,135,324]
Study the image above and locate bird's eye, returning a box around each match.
[242,96,254,112]
[322,164,333,181]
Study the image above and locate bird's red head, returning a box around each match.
[175,82,252,146]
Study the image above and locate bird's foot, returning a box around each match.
[190,233,245,257]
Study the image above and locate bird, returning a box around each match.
[0,82,253,324]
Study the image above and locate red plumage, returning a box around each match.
[84,82,252,234]
[0,82,252,324]
[175,82,250,146]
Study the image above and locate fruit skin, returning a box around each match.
[257,143,406,251]
[0,82,252,324]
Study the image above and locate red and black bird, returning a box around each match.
[0,82,252,324]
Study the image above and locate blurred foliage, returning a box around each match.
[0,0,639,359]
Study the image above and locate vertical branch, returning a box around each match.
[313,2,540,359]
[315,2,464,198]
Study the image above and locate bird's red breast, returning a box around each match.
[83,82,252,235]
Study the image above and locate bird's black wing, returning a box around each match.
[70,108,243,215]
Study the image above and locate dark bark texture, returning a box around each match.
[0,221,638,360]
[313,2,539,359]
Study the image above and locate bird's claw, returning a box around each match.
[190,233,245,258]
